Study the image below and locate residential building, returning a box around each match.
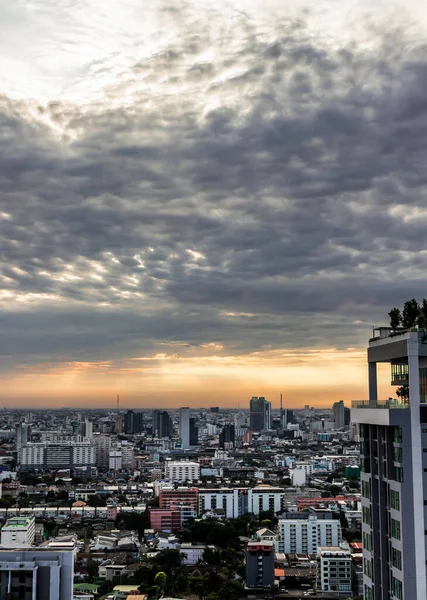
[165,461,200,483]
[80,420,93,439]
[199,488,248,518]
[247,486,284,515]
[15,424,29,455]
[1,516,35,546]
[333,401,346,430]
[159,487,199,513]
[290,462,313,486]
[179,408,190,450]
[180,543,215,565]
[278,515,341,554]
[93,434,111,469]
[351,328,427,600]
[0,547,74,600]
[316,546,352,595]
[19,442,96,470]
[245,540,275,588]
[109,449,122,471]
[149,509,182,531]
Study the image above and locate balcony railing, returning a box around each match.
[351,399,410,409]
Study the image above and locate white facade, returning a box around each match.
[109,450,122,471]
[20,445,45,468]
[0,547,74,600]
[199,489,241,518]
[93,435,111,469]
[165,461,200,482]
[179,407,190,450]
[15,424,29,454]
[72,444,96,467]
[316,546,352,595]
[278,515,341,554]
[290,462,313,487]
[1,517,35,546]
[180,544,214,565]
[247,486,284,515]
[121,444,134,469]
[19,442,95,469]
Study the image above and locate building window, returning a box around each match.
[364,585,373,600]
[362,480,371,500]
[394,466,404,483]
[363,532,372,552]
[394,427,403,444]
[391,547,402,571]
[390,489,400,511]
[393,447,403,463]
[392,577,403,600]
[363,558,372,579]
[391,518,401,541]
[362,506,372,526]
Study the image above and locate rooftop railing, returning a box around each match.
[351,399,409,409]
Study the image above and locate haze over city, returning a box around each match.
[1,0,426,406]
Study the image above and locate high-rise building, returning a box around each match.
[278,514,341,554]
[153,410,174,438]
[219,424,235,448]
[93,434,111,469]
[249,397,271,431]
[19,442,96,470]
[189,417,198,446]
[15,424,29,456]
[0,547,74,600]
[179,407,190,450]
[333,400,346,429]
[245,540,275,588]
[210,407,220,413]
[351,328,427,600]
[124,410,144,435]
[79,420,93,439]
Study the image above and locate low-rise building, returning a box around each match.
[316,546,352,595]
[164,461,200,483]
[245,540,275,588]
[1,516,35,546]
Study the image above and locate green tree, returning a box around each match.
[388,307,402,331]
[189,576,206,600]
[402,299,419,329]
[396,385,409,402]
[203,547,222,566]
[154,571,167,599]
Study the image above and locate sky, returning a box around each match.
[1,0,426,408]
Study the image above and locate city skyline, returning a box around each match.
[1,0,424,406]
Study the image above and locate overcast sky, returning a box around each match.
[1,0,426,407]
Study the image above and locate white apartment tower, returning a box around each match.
[179,407,190,450]
[352,328,427,600]
[278,515,341,554]
[165,460,200,482]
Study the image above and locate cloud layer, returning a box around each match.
[1,1,427,402]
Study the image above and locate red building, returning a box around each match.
[149,508,182,531]
[159,487,199,513]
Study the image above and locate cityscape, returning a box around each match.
[2,0,427,599]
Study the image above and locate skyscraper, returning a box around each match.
[124,410,143,435]
[352,328,427,600]
[249,397,271,432]
[179,407,190,449]
[332,400,346,429]
[189,417,198,446]
[219,424,235,448]
[15,423,29,457]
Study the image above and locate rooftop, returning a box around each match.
[3,517,35,529]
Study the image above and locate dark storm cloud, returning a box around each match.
[2,13,427,367]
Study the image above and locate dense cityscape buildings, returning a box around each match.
[0,395,365,599]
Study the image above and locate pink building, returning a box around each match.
[106,506,118,521]
[149,508,182,532]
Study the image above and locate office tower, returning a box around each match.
[153,410,174,438]
[189,417,198,446]
[245,540,275,588]
[333,400,346,429]
[0,547,74,600]
[351,328,427,600]
[210,406,220,413]
[152,409,161,435]
[15,423,29,455]
[124,410,144,434]
[249,397,271,431]
[219,424,235,448]
[1,516,35,546]
[179,407,190,449]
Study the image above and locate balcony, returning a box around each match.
[352,399,409,409]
